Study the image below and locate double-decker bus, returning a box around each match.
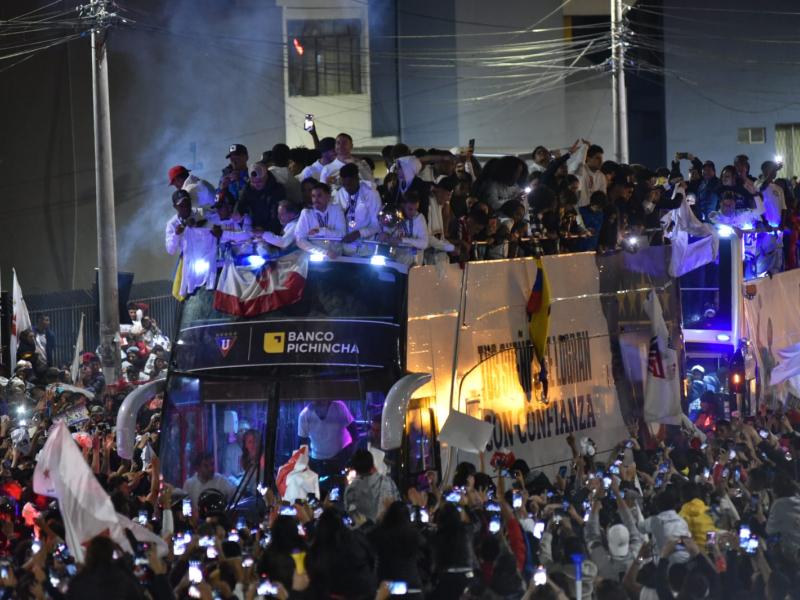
[121,241,685,506]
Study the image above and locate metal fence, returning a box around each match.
[26,281,178,367]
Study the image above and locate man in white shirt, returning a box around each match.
[168,165,216,209]
[337,162,381,254]
[759,160,787,228]
[572,141,607,207]
[379,191,428,266]
[425,177,456,265]
[183,451,236,508]
[263,199,302,249]
[319,132,373,190]
[165,190,218,297]
[297,399,358,472]
[295,182,346,258]
[299,137,336,182]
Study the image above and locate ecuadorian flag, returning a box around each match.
[526,257,551,396]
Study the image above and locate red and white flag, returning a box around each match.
[10,269,31,365]
[643,290,682,425]
[214,251,308,317]
[33,421,132,563]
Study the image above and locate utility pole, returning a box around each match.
[611,0,629,164]
[81,0,122,381]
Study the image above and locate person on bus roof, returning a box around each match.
[295,182,346,258]
[337,162,381,253]
[262,199,302,250]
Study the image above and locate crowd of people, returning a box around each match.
[0,356,798,600]
[165,127,800,298]
[0,130,797,599]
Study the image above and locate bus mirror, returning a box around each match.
[381,373,432,451]
[115,377,167,460]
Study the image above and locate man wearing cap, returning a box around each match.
[168,165,216,209]
[165,189,218,297]
[319,132,374,191]
[585,476,644,580]
[299,137,336,182]
[206,190,253,250]
[236,161,286,235]
[219,143,250,200]
[336,162,381,253]
[79,353,106,397]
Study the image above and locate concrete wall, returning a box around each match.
[663,0,800,174]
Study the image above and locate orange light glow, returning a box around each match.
[293,38,304,56]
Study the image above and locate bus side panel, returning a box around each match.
[407,249,678,474]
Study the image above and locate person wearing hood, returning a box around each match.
[766,474,800,564]
[343,449,400,523]
[393,154,431,216]
[540,530,598,600]
[585,476,644,581]
[678,483,716,547]
[638,487,691,563]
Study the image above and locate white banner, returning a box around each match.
[743,269,800,407]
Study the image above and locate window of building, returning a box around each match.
[288,19,363,97]
[775,123,800,177]
[737,127,766,144]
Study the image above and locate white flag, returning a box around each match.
[10,269,31,365]
[70,314,85,383]
[661,198,719,277]
[33,421,131,563]
[643,290,682,425]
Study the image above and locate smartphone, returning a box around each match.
[512,492,523,509]
[558,465,568,478]
[655,474,664,487]
[182,498,192,517]
[137,510,148,525]
[188,561,203,584]
[486,500,501,513]
[328,487,340,502]
[206,546,218,559]
[533,565,547,586]
[728,449,736,460]
[489,515,502,534]
[739,525,751,547]
[706,531,716,546]
[609,464,620,475]
[562,500,570,512]
[602,476,612,489]
[759,429,769,439]
[236,517,246,530]
[658,462,669,474]
[304,114,315,132]
[676,152,689,160]
[388,581,408,595]
[703,467,710,479]
[227,531,240,542]
[199,536,214,548]
[419,508,430,523]
[746,536,759,554]
[279,505,297,516]
[66,564,77,576]
[468,138,475,152]
[188,585,201,599]
[533,521,545,539]
[242,556,254,568]
[445,490,462,503]
[625,439,634,449]
[258,578,279,595]
[0,566,7,579]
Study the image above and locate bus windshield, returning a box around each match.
[160,259,407,504]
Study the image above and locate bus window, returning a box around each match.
[160,375,272,502]
[405,404,438,483]
[273,375,388,483]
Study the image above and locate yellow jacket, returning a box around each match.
[679,498,716,545]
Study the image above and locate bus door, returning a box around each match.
[401,397,440,491]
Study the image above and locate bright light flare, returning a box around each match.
[293,38,304,55]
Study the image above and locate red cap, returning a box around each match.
[167,165,190,185]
